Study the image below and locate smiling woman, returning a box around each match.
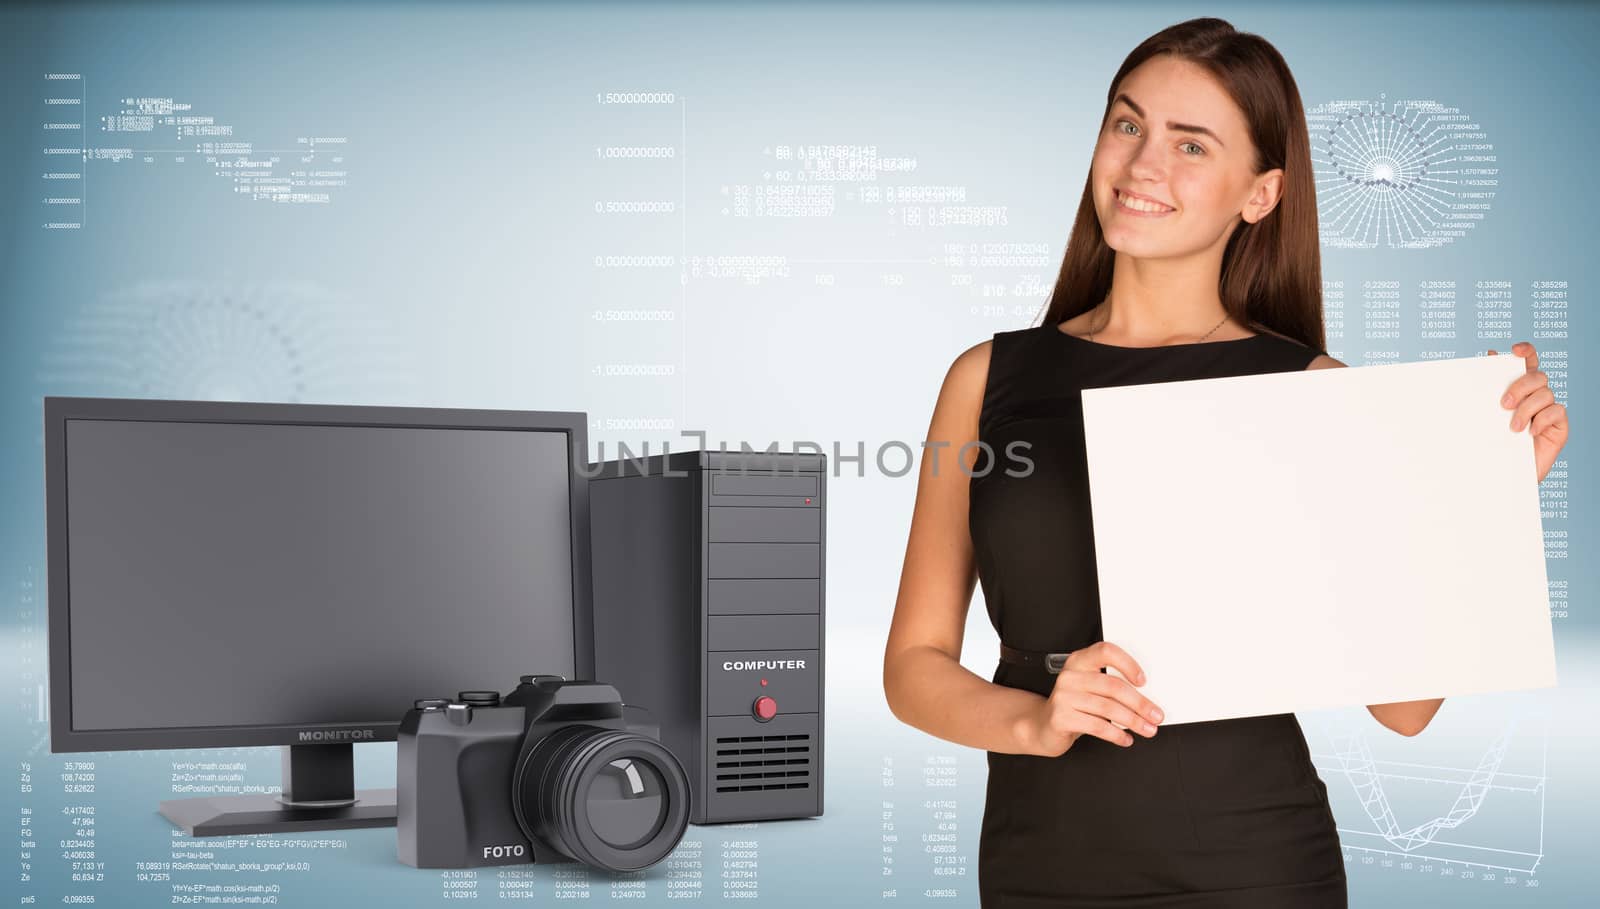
[884,12,1574,905]
[885,16,1354,909]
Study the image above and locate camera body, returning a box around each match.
[398,674,690,872]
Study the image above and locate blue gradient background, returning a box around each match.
[2,1,1596,906]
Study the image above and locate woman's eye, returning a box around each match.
[1116,120,1204,156]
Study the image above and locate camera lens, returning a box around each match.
[588,757,669,850]
[512,726,689,873]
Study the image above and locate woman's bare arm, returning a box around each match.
[881,339,1056,754]
[1365,698,1445,736]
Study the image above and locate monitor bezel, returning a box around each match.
[44,395,594,752]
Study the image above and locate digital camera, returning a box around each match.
[397,674,691,872]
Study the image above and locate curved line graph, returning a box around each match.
[1314,721,1546,875]
[1328,725,1512,851]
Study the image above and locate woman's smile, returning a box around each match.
[1114,187,1177,216]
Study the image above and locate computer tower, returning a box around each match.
[587,449,824,824]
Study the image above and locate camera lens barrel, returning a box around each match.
[513,725,690,872]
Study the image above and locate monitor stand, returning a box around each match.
[159,743,397,836]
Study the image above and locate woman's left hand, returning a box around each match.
[1488,341,1568,483]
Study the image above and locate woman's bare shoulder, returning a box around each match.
[951,337,993,379]
[932,338,993,417]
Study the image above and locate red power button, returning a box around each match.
[752,696,778,722]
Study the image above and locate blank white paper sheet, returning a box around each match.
[1080,353,1557,726]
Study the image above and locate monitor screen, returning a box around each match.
[60,416,576,733]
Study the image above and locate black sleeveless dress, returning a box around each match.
[970,324,1347,908]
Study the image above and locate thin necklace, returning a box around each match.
[1087,299,1230,345]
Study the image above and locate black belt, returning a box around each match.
[999,643,1073,674]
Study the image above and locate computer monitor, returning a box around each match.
[43,396,594,836]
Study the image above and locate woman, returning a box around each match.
[881,17,1569,908]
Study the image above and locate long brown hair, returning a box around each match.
[1038,17,1325,354]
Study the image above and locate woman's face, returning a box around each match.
[1090,54,1282,260]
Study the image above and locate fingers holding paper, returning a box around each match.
[1488,341,1569,483]
[1022,641,1165,757]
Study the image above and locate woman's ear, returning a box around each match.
[1242,168,1285,224]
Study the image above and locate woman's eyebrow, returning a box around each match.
[1113,92,1226,148]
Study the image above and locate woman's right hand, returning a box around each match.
[1021,641,1165,757]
